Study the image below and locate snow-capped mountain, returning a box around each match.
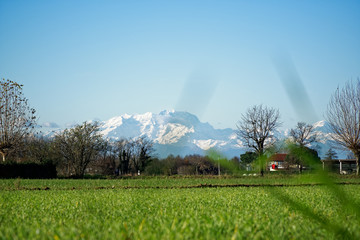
[100,110,243,158]
[309,120,350,159]
[99,110,350,159]
[43,110,350,159]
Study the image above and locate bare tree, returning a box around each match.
[115,137,153,175]
[326,80,360,175]
[25,136,55,163]
[54,122,105,177]
[130,136,153,174]
[92,140,117,175]
[0,79,36,161]
[236,105,281,156]
[115,138,132,175]
[236,105,281,176]
[290,122,317,147]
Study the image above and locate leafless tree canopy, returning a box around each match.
[236,105,281,155]
[0,79,36,161]
[115,136,153,175]
[290,122,317,147]
[326,80,360,175]
[54,121,105,177]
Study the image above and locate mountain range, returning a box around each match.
[97,110,349,159]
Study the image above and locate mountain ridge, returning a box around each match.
[98,110,348,159]
[99,110,241,158]
[41,110,349,159]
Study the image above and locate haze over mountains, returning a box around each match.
[96,110,349,159]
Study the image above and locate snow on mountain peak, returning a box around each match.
[133,112,154,126]
[312,120,334,136]
[156,123,194,144]
[99,110,239,157]
[41,109,348,158]
[122,113,132,119]
[159,109,175,115]
[97,111,346,158]
[313,120,326,129]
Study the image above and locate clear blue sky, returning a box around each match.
[1,0,359,130]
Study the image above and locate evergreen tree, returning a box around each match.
[324,148,338,160]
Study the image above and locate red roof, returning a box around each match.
[269,153,287,161]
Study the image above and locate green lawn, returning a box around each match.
[1,176,359,239]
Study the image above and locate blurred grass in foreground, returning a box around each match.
[1,185,360,239]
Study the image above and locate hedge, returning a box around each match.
[0,162,57,179]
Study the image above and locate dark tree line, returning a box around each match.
[3,121,154,178]
[54,127,154,177]
[144,154,241,176]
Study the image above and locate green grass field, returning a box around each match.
[1,176,360,239]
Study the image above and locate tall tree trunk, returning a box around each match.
[0,152,6,162]
[67,161,71,177]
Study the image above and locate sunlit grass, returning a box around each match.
[1,174,359,190]
[1,177,360,239]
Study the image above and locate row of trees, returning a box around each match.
[235,80,360,175]
[235,104,320,174]
[0,79,155,177]
[145,154,234,175]
[54,125,154,177]
[1,77,360,176]
[6,122,154,178]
